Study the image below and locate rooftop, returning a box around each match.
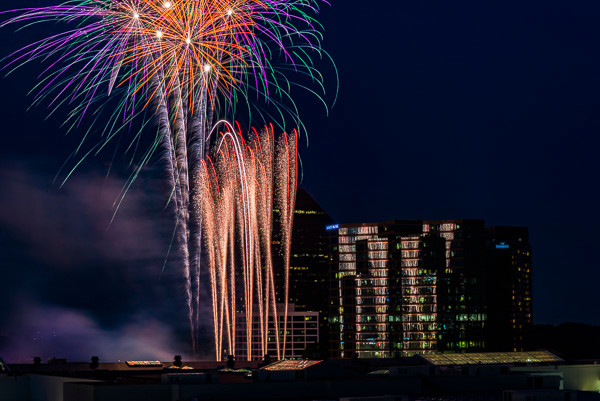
[419,351,562,366]
[261,360,322,371]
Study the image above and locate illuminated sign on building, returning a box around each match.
[496,242,509,249]
[326,224,339,231]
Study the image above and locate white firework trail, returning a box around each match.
[195,123,297,361]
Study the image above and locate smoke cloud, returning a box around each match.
[0,161,213,362]
[1,303,192,363]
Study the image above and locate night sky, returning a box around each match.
[1,0,600,362]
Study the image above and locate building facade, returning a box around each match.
[389,234,446,356]
[329,219,530,358]
[485,226,533,351]
[233,189,331,361]
[424,220,487,352]
[235,303,319,361]
[328,221,425,358]
[273,188,334,357]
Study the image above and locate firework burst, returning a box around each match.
[1,0,330,136]
[2,0,332,359]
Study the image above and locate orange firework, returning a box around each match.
[2,0,331,360]
[2,0,328,124]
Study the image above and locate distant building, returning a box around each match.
[329,219,530,358]
[485,226,533,351]
[232,189,333,360]
[235,303,319,361]
[273,188,333,357]
[389,234,446,356]
[423,220,487,352]
[328,221,424,358]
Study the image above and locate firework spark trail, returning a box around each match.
[248,144,265,357]
[254,126,277,357]
[149,63,199,351]
[275,129,298,358]
[197,157,219,357]
[170,70,197,353]
[196,123,296,361]
[3,0,331,359]
[228,200,236,357]
[190,85,208,354]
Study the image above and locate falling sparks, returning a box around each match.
[197,123,297,361]
[1,0,332,360]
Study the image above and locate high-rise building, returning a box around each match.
[329,219,527,358]
[351,235,392,358]
[389,234,446,356]
[328,221,423,358]
[232,189,333,360]
[485,226,533,351]
[424,220,487,352]
[273,188,334,357]
[329,222,389,358]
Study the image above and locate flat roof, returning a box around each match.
[419,351,562,366]
[7,360,261,374]
[261,360,322,371]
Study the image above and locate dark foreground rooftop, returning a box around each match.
[1,352,598,401]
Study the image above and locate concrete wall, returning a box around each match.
[63,382,95,401]
[513,365,600,392]
[426,374,560,393]
[504,389,571,401]
[174,378,421,401]
[0,376,30,401]
[561,366,600,392]
[65,382,173,401]
[0,374,99,401]
[94,384,171,401]
[29,375,97,401]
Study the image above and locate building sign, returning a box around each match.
[326,224,339,231]
[496,242,509,249]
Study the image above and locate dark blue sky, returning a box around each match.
[301,0,600,325]
[1,0,600,361]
